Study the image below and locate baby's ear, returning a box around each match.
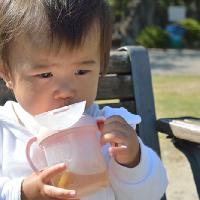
[0,66,13,89]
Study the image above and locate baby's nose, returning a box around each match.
[53,81,75,100]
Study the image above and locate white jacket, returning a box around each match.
[0,101,167,200]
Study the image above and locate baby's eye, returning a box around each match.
[74,69,91,75]
[36,72,53,78]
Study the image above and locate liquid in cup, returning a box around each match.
[52,170,108,197]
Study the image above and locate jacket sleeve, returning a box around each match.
[0,128,23,200]
[108,138,168,200]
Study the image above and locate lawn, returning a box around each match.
[152,75,200,118]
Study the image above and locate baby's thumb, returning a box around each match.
[40,163,67,183]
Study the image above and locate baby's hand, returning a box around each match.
[22,163,79,200]
[98,116,140,168]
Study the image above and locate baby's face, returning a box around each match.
[3,25,100,115]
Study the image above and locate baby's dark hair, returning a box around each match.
[0,0,112,74]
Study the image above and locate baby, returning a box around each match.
[0,0,167,200]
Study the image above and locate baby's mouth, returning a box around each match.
[62,98,73,107]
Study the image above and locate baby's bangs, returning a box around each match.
[42,0,102,51]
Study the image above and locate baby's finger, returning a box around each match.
[109,145,128,157]
[101,132,127,145]
[43,184,79,199]
[104,115,127,125]
[102,121,126,134]
[41,163,67,183]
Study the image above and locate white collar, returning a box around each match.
[11,102,41,135]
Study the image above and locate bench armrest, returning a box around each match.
[157,117,200,197]
[156,117,200,143]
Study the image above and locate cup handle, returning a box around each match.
[26,137,39,172]
[96,117,106,131]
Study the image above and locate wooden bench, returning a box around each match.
[1,45,199,199]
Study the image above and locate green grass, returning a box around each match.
[152,75,200,118]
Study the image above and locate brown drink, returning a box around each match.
[52,170,109,197]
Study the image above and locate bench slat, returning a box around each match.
[107,51,131,74]
[97,75,133,100]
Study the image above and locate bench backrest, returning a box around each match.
[97,46,160,154]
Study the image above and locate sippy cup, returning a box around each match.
[26,101,109,197]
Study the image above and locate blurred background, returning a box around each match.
[110,0,200,49]
[108,0,200,199]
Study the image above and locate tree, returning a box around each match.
[110,0,158,45]
[109,0,132,21]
